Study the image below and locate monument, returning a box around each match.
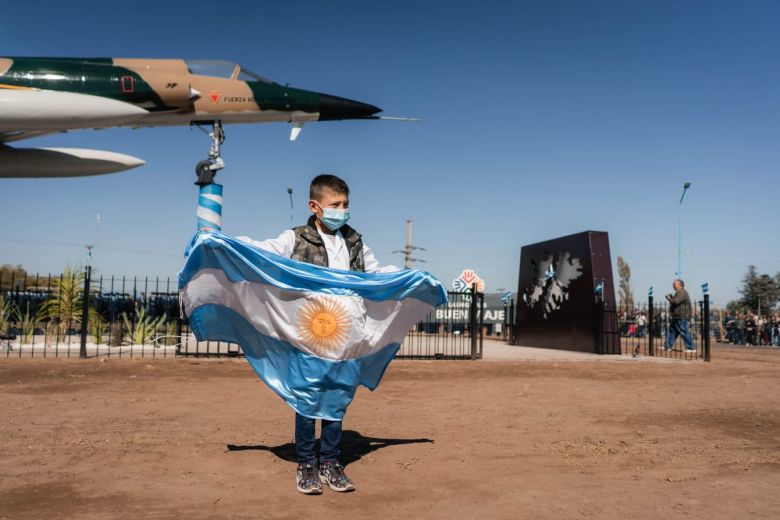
[514,231,618,354]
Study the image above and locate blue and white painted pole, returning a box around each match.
[197,183,223,231]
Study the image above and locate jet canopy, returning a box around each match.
[184,59,275,84]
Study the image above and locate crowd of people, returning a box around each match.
[619,311,684,339]
[723,312,780,347]
[618,308,780,347]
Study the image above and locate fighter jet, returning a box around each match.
[0,57,387,180]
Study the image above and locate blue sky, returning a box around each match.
[1,0,778,305]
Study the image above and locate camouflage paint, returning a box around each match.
[0,57,322,117]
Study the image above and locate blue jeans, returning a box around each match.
[665,319,694,350]
[295,413,342,464]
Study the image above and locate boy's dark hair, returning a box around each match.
[310,174,350,201]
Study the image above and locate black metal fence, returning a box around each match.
[0,270,483,360]
[500,292,713,361]
[396,290,484,360]
[502,298,516,344]
[614,294,713,361]
[1,269,181,358]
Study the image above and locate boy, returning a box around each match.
[238,174,397,495]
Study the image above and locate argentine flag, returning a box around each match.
[179,232,447,421]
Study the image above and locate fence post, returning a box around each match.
[79,265,91,359]
[470,283,478,360]
[648,289,655,356]
[502,299,508,341]
[509,298,515,345]
[594,296,604,354]
[478,292,484,359]
[703,292,711,362]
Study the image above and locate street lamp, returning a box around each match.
[287,188,294,227]
[677,181,691,277]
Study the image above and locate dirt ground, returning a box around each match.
[1,346,779,520]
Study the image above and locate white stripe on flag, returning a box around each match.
[182,268,433,361]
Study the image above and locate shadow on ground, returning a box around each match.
[226,430,433,466]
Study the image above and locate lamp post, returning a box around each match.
[287,188,294,227]
[677,182,691,277]
[79,245,93,359]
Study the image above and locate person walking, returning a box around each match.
[664,279,695,352]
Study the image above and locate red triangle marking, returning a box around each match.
[209,92,221,104]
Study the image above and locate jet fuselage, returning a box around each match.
[0,57,380,130]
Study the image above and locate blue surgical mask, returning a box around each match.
[316,203,350,231]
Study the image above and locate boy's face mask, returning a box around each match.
[314,201,350,231]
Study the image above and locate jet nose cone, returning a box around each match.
[317,93,382,121]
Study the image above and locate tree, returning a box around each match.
[725,300,744,314]
[0,264,28,291]
[739,265,780,313]
[617,256,634,310]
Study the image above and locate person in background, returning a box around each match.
[735,313,746,345]
[772,315,780,347]
[724,312,736,344]
[637,312,647,338]
[664,279,695,352]
[758,315,768,346]
[745,313,757,346]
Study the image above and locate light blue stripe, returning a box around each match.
[197,197,223,215]
[196,184,223,232]
[199,183,223,197]
[188,304,399,421]
[179,231,447,306]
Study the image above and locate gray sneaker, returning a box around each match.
[319,461,355,492]
[296,463,323,495]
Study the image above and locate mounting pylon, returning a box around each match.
[392,219,426,268]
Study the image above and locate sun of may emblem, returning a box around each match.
[296,297,351,354]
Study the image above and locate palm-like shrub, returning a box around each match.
[12,301,41,344]
[0,296,12,337]
[121,307,165,345]
[89,309,107,344]
[39,266,85,341]
[156,320,180,346]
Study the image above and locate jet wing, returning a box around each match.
[0,130,61,143]
[0,89,149,177]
